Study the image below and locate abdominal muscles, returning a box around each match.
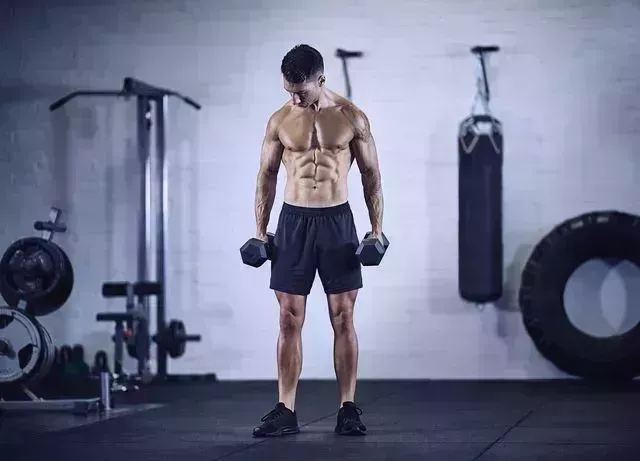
[284,147,349,207]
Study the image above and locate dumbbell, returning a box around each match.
[240,233,275,268]
[356,232,390,266]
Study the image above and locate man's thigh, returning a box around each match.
[270,210,317,296]
[317,211,362,295]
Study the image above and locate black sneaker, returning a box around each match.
[335,401,367,436]
[252,402,300,437]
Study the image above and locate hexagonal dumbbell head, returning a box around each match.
[356,232,390,266]
[240,233,275,268]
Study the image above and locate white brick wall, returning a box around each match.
[2,0,640,379]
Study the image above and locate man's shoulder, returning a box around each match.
[339,102,370,136]
[265,104,292,135]
[339,101,366,118]
[270,103,293,123]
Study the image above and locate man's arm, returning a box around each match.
[255,112,285,238]
[347,107,384,237]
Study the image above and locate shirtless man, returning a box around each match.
[251,44,384,437]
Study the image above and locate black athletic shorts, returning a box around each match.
[270,202,363,296]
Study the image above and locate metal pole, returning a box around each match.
[154,96,169,379]
[100,372,111,411]
[114,321,124,375]
[137,97,153,310]
[341,59,352,100]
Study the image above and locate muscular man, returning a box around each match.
[251,44,384,437]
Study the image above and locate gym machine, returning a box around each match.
[50,78,207,381]
[0,208,106,415]
[96,281,201,388]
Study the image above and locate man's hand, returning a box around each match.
[369,230,384,244]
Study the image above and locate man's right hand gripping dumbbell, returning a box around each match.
[240,233,276,268]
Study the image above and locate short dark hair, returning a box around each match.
[281,44,324,84]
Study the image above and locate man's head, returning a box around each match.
[281,44,325,107]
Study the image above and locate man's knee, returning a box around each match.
[276,292,305,336]
[328,291,358,334]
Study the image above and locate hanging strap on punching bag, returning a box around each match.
[458,45,504,305]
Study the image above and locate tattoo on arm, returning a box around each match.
[348,108,384,234]
[362,167,383,234]
[255,113,284,236]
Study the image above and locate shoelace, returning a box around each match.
[261,407,286,423]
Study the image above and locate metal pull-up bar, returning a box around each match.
[50,77,201,111]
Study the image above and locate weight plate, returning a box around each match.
[168,320,186,359]
[41,244,74,316]
[0,306,43,387]
[36,321,56,386]
[0,238,73,316]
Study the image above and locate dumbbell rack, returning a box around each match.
[0,209,106,415]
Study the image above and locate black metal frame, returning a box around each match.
[50,78,201,379]
[469,45,500,115]
[335,48,364,100]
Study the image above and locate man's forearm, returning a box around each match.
[362,170,383,234]
[255,171,277,235]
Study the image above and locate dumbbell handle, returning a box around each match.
[363,231,390,248]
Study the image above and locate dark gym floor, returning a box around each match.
[1,379,639,461]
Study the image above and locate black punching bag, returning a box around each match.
[458,45,503,303]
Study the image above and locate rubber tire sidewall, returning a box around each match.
[520,211,640,380]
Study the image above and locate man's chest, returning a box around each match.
[278,110,354,151]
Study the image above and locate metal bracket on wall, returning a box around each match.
[469,45,500,116]
[335,48,364,100]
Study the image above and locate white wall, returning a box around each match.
[1,0,640,379]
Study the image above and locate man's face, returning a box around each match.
[284,75,324,108]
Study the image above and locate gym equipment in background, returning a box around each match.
[335,48,363,100]
[0,207,74,316]
[51,78,203,380]
[519,210,640,381]
[92,350,110,375]
[96,281,201,386]
[0,306,56,391]
[0,209,107,414]
[154,320,200,359]
[458,45,504,304]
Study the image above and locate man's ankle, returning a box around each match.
[279,400,295,412]
[339,400,354,409]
